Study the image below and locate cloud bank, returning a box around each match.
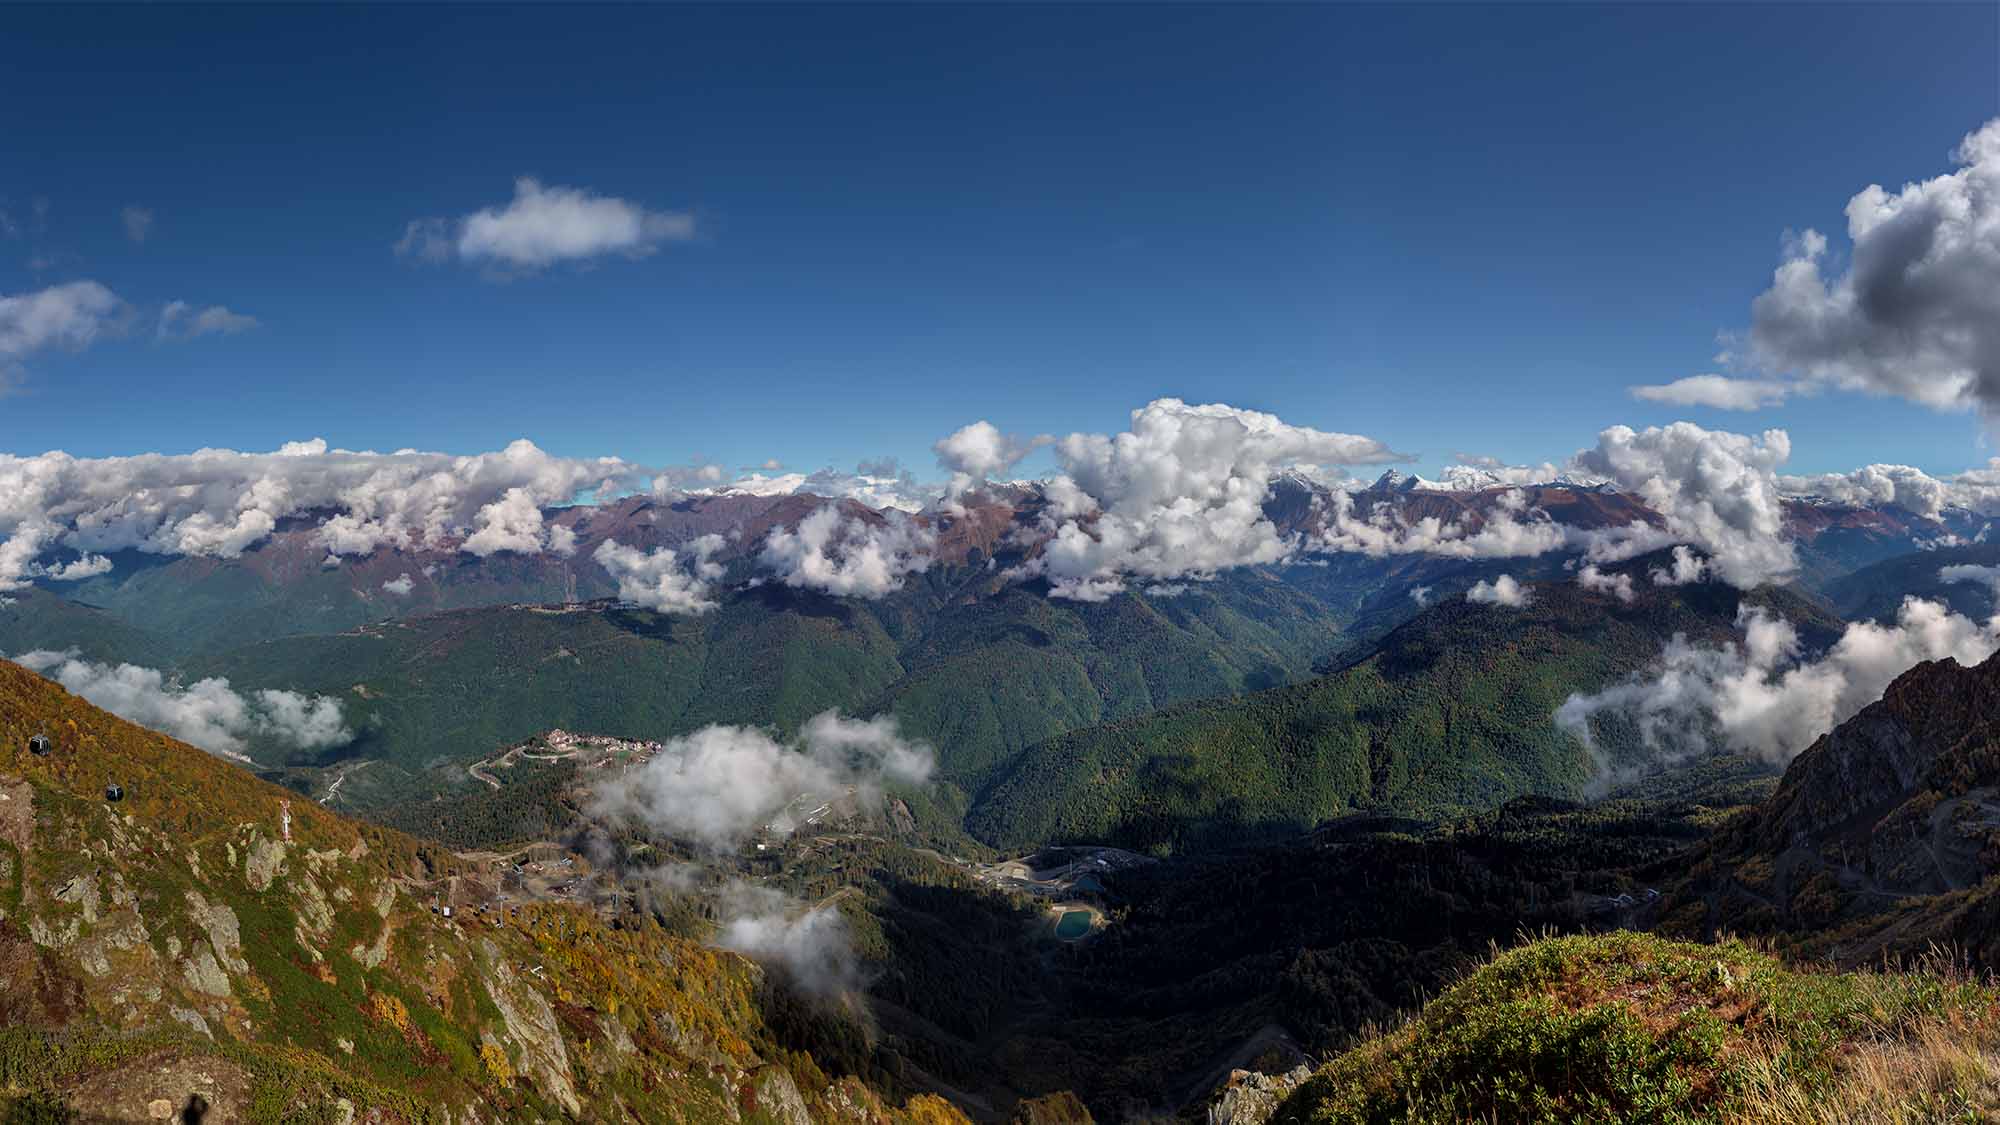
[594,535,725,613]
[585,711,935,849]
[12,402,1999,604]
[0,438,640,590]
[759,506,933,598]
[1557,597,2000,767]
[1318,486,1578,561]
[1779,462,2000,520]
[13,650,352,760]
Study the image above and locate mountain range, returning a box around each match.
[5,476,1980,817]
[10,473,2000,1121]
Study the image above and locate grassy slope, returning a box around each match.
[966,576,1839,854]
[0,659,966,1124]
[1273,931,2000,1124]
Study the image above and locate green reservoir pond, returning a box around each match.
[1055,910,1092,939]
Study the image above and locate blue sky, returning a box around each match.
[2,3,1996,480]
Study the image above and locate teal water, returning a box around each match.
[1055,910,1091,939]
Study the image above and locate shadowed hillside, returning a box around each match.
[1660,647,2000,968]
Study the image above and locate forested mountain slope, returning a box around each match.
[182,570,1375,817]
[1822,541,2000,624]
[967,570,1840,853]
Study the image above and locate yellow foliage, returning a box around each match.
[480,1040,515,1085]
[903,1093,973,1125]
[369,991,412,1037]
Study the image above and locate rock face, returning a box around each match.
[1669,652,2000,958]
[751,1065,813,1125]
[478,938,580,1117]
[243,833,286,892]
[1757,655,2000,856]
[1204,1067,1312,1125]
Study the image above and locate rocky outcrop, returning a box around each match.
[1204,1067,1312,1125]
[477,938,580,1116]
[184,890,248,975]
[751,1065,813,1125]
[1670,651,2000,954]
[244,833,286,892]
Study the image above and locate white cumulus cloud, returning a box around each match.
[585,711,935,850]
[934,420,1049,500]
[1013,398,1411,601]
[1649,545,1710,587]
[759,506,933,598]
[158,301,258,341]
[1467,573,1532,607]
[1576,564,1634,602]
[594,535,725,614]
[398,177,695,273]
[0,281,124,367]
[1572,422,1795,588]
[1629,374,1794,412]
[1699,119,2000,415]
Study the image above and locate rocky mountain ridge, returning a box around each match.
[0,658,967,1123]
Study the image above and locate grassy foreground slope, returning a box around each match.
[1272,931,2000,1125]
[968,573,1839,853]
[0,659,966,1124]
